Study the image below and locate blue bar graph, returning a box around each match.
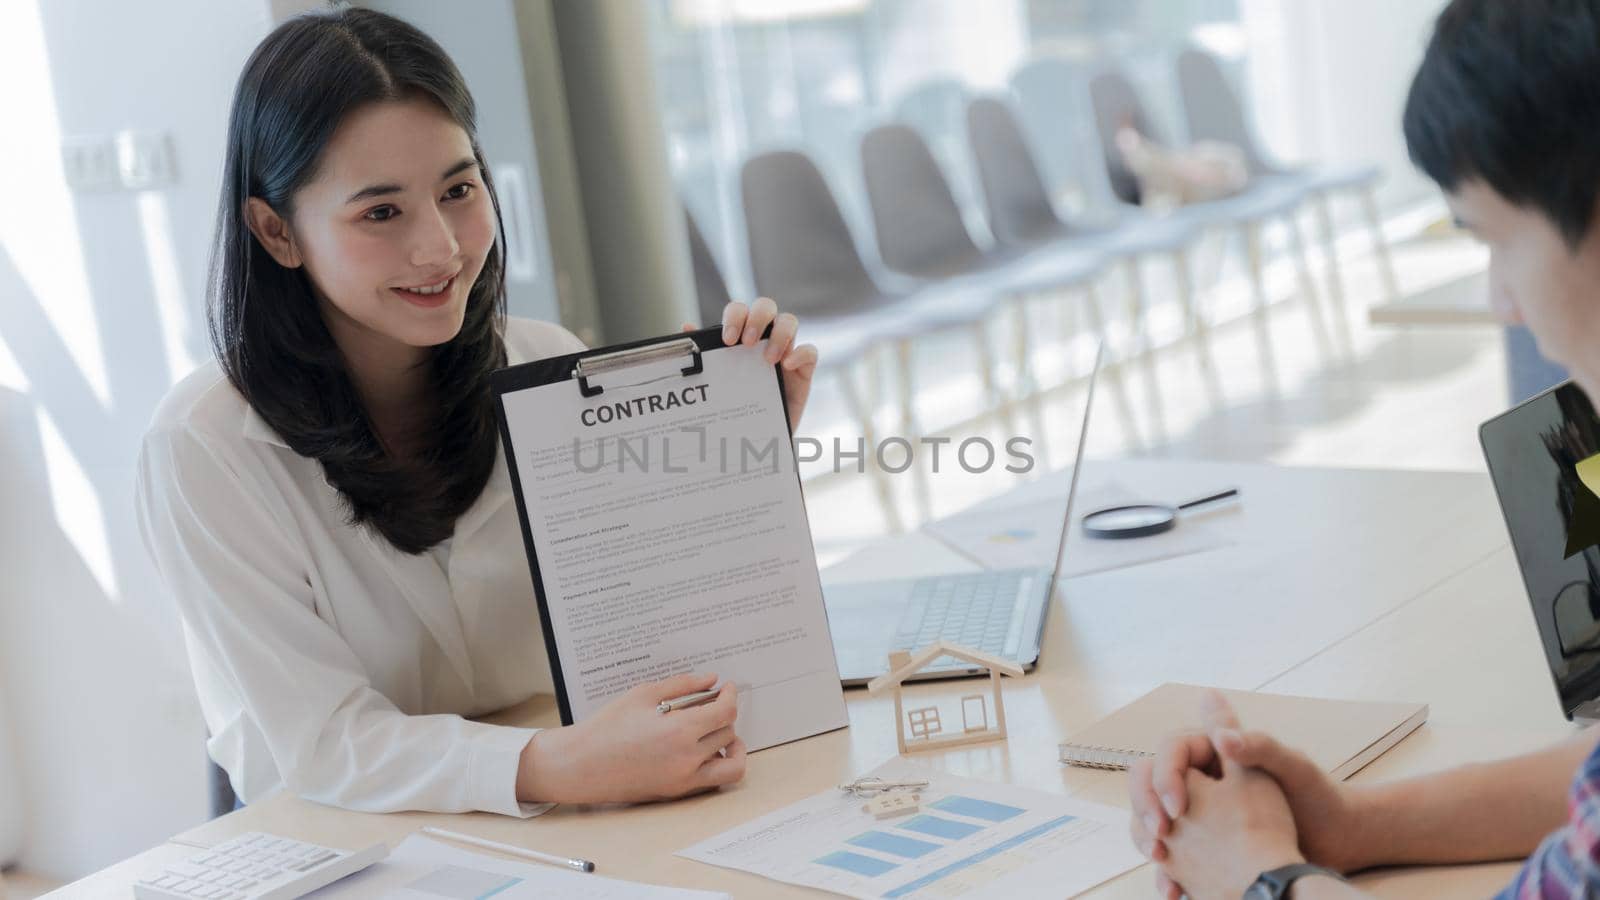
[884,815,1078,898]
[847,831,942,859]
[815,851,899,877]
[931,795,1027,822]
[898,814,984,840]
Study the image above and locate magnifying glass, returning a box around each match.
[1082,488,1240,540]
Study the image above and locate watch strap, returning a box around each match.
[1248,862,1346,899]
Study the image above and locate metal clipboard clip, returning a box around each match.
[572,337,704,398]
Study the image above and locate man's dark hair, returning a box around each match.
[1403,0,1600,247]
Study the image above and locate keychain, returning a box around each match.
[838,776,930,798]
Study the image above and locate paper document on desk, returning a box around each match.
[924,480,1233,579]
[678,758,1143,899]
[311,834,729,899]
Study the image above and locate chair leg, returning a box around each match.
[890,340,917,439]
[1242,221,1281,392]
[1122,258,1148,354]
[1011,295,1050,466]
[1121,265,1167,444]
[1009,295,1036,399]
[834,359,903,533]
[971,320,1016,436]
[1285,211,1335,361]
[1312,191,1354,353]
[1082,282,1143,451]
[1170,247,1222,404]
[894,337,933,525]
[1360,185,1401,301]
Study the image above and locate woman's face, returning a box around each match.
[283,97,495,360]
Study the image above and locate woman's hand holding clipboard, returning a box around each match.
[495,294,845,808]
[682,297,819,430]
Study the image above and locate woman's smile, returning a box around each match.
[392,270,459,307]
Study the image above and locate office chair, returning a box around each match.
[742,148,1043,522]
[966,93,1220,429]
[1088,66,1333,383]
[859,122,1142,446]
[1176,46,1400,320]
[892,78,991,242]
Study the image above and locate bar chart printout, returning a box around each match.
[678,759,1144,899]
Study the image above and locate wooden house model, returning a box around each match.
[866,641,1023,754]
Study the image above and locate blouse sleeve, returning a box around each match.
[135,424,552,818]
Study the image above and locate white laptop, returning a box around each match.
[826,345,1101,686]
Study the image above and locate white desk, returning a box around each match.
[54,461,1569,898]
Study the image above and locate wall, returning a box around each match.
[1240,0,1449,214]
[0,0,273,878]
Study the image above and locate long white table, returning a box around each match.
[53,461,1576,898]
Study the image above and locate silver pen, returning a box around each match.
[657,688,720,713]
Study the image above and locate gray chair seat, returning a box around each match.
[985,239,1113,297]
[1176,48,1382,199]
[1168,176,1305,226]
[742,149,1009,364]
[796,299,920,369]
[1060,213,1198,257]
[1287,162,1381,194]
[861,121,1112,306]
[966,95,1196,265]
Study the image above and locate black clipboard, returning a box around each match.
[491,324,833,729]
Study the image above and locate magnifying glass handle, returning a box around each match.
[1176,488,1240,510]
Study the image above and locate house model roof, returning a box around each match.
[866,640,1025,694]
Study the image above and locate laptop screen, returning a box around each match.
[1481,381,1600,716]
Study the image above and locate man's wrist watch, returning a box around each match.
[1244,863,1347,899]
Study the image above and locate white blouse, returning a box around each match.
[135,317,586,816]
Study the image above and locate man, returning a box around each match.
[1128,1,1600,897]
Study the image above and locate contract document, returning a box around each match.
[492,327,847,750]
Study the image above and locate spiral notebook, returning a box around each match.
[1059,683,1428,779]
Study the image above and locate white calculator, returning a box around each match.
[134,832,388,900]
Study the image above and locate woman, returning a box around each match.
[135,7,817,816]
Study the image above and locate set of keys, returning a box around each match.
[838,776,930,798]
[839,776,931,819]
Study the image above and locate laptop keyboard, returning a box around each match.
[892,570,1035,667]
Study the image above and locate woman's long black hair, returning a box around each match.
[210,7,508,555]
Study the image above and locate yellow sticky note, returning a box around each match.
[1565,453,1600,558]
[1579,454,1600,501]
